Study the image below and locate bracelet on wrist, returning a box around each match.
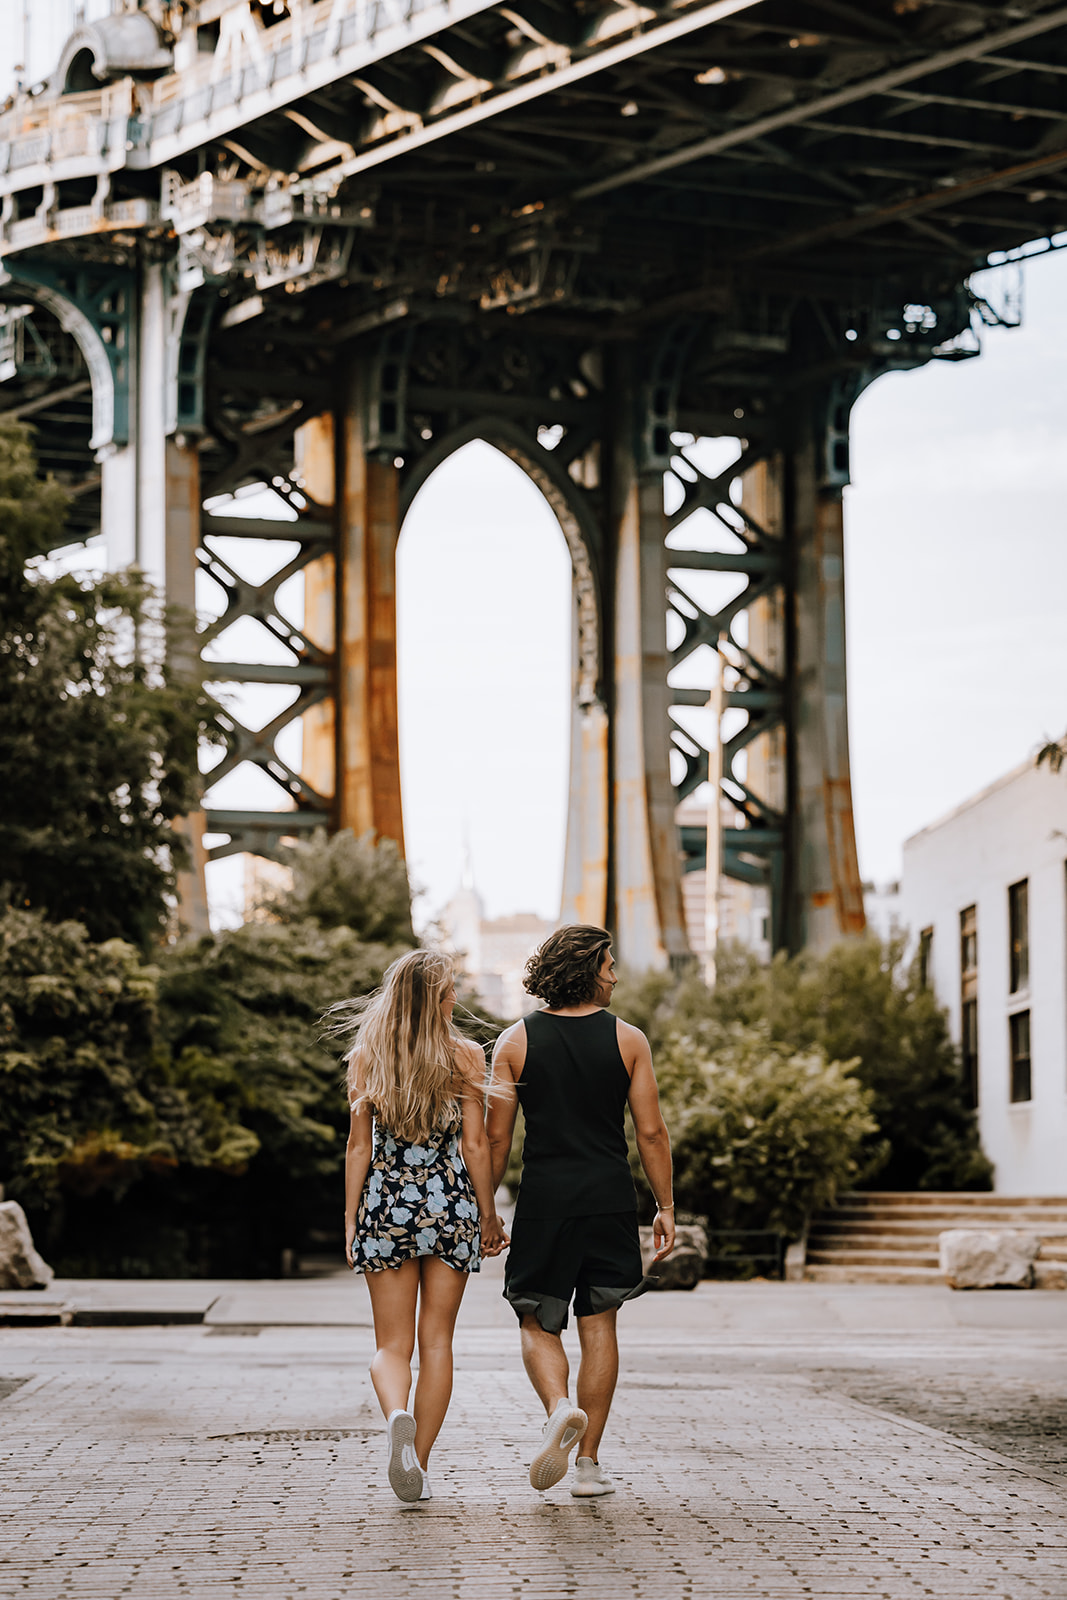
[656,1202,675,1212]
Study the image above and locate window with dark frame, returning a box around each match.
[1008,879,1029,994]
[918,927,933,989]
[960,905,978,1109]
[1009,1009,1032,1103]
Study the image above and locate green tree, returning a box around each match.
[0,418,218,948]
[614,934,991,1196]
[0,898,414,1276]
[0,907,258,1274]
[264,826,414,943]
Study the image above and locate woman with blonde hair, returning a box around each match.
[335,949,508,1504]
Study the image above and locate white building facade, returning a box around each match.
[900,759,1067,1195]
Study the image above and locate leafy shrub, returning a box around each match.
[614,933,992,1207]
[0,419,219,948]
[265,827,413,942]
[0,852,418,1274]
[646,1024,879,1236]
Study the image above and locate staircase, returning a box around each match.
[805,1193,1067,1285]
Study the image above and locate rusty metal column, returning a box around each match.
[337,386,405,850]
[165,435,211,936]
[608,396,689,970]
[787,413,865,952]
[295,415,337,808]
[559,575,610,929]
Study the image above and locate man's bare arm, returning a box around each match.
[486,1021,524,1190]
[622,1021,676,1262]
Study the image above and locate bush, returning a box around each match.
[0,830,422,1275]
[613,933,992,1215]
[633,1021,879,1236]
[0,908,259,1274]
[265,827,413,942]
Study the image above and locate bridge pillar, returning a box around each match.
[295,415,337,808]
[560,602,609,930]
[337,393,405,850]
[787,412,865,952]
[165,434,210,937]
[609,424,689,971]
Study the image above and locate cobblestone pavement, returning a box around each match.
[1,1277,1065,1600]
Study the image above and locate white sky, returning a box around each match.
[846,248,1067,885]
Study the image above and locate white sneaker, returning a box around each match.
[418,1475,433,1502]
[571,1456,615,1498]
[529,1399,588,1491]
[385,1409,423,1503]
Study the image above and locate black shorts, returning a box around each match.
[504,1210,649,1333]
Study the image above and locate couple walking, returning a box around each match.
[341,923,676,1504]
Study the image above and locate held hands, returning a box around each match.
[651,1207,676,1262]
[479,1212,511,1258]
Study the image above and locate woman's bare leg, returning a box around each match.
[412,1257,470,1466]
[365,1260,421,1418]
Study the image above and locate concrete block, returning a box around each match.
[939,1228,1039,1290]
[0,1201,54,1290]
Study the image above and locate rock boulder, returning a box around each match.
[939,1228,1039,1290]
[0,1201,54,1290]
[639,1222,707,1291]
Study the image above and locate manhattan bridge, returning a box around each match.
[1,0,1065,968]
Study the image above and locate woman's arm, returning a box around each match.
[343,1057,374,1269]
[457,1044,509,1257]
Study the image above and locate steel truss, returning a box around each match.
[3,0,1065,956]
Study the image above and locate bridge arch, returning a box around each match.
[400,415,602,712]
[397,419,609,928]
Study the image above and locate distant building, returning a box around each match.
[863,880,903,942]
[900,757,1067,1195]
[438,859,555,1020]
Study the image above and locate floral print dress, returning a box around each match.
[351,1111,482,1275]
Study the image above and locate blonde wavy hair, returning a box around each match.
[327,949,472,1143]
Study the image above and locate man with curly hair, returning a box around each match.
[487,924,675,1498]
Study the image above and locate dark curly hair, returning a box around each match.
[523,925,613,1011]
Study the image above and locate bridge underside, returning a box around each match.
[2,0,1065,964]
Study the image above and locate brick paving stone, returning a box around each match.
[0,1282,1064,1600]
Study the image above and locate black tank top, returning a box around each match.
[513,1009,637,1219]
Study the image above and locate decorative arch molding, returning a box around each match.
[0,265,125,451]
[52,13,172,96]
[399,415,603,710]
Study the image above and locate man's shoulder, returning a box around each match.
[494,1016,528,1054]
[610,1013,647,1042]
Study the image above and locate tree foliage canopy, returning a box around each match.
[0,419,218,948]
[0,889,415,1276]
[263,827,413,943]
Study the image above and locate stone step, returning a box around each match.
[807,1248,940,1268]
[836,1192,1067,1208]
[805,1263,945,1285]
[811,1220,1067,1241]
[828,1202,1067,1219]
[809,1237,942,1257]
[819,1203,1067,1228]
